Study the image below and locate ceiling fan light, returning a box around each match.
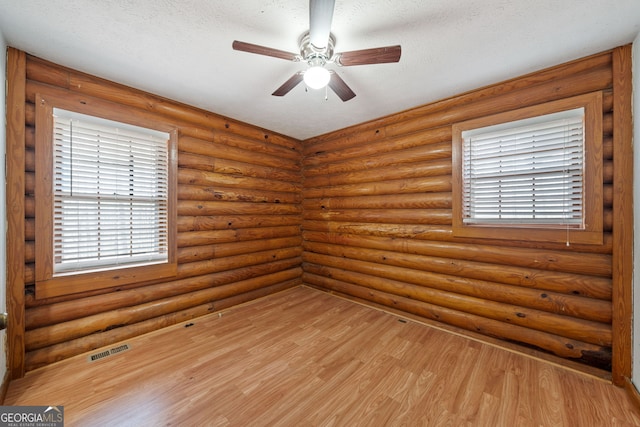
[304,66,331,89]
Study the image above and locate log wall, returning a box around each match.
[13,54,304,371]
[302,48,631,372]
[6,46,632,377]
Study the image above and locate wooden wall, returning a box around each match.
[301,47,633,375]
[6,46,632,380]
[8,51,304,373]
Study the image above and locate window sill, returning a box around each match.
[36,262,178,299]
[452,223,603,245]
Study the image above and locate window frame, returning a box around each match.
[35,92,178,298]
[451,92,603,245]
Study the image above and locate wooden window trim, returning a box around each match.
[35,92,178,299]
[452,92,603,245]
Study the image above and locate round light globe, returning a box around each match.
[304,66,331,90]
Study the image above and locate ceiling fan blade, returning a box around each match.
[232,40,299,61]
[336,45,402,66]
[328,72,356,102]
[309,0,335,49]
[272,73,304,96]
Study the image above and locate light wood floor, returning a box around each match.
[5,286,640,426]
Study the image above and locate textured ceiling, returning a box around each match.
[1,1,639,140]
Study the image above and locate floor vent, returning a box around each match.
[88,344,131,362]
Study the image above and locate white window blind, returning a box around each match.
[461,108,585,227]
[52,108,170,275]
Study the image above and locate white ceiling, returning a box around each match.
[1,1,639,140]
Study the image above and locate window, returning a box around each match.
[462,108,584,225]
[36,93,177,298]
[53,109,170,273]
[452,92,603,245]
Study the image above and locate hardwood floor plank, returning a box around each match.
[4,286,640,426]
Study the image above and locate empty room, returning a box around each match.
[1,0,640,425]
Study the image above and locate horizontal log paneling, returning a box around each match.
[25,56,298,151]
[304,221,453,243]
[177,227,301,248]
[306,242,612,323]
[178,168,301,193]
[25,268,302,351]
[303,193,451,210]
[304,209,613,234]
[24,148,34,172]
[304,63,613,154]
[177,184,300,204]
[24,265,34,287]
[178,152,301,183]
[304,232,612,277]
[304,176,451,199]
[25,258,302,323]
[304,159,452,188]
[304,128,452,167]
[304,52,613,149]
[304,209,452,225]
[178,237,303,263]
[302,49,619,371]
[303,241,612,302]
[8,46,629,376]
[24,279,301,371]
[178,135,300,171]
[14,53,303,370]
[177,215,301,232]
[304,147,451,180]
[178,200,301,216]
[178,136,300,171]
[303,262,611,346]
[303,273,609,363]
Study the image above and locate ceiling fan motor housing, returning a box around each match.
[299,31,335,66]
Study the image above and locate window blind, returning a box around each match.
[461,108,585,226]
[52,108,170,274]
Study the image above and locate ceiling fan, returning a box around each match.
[232,0,401,102]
